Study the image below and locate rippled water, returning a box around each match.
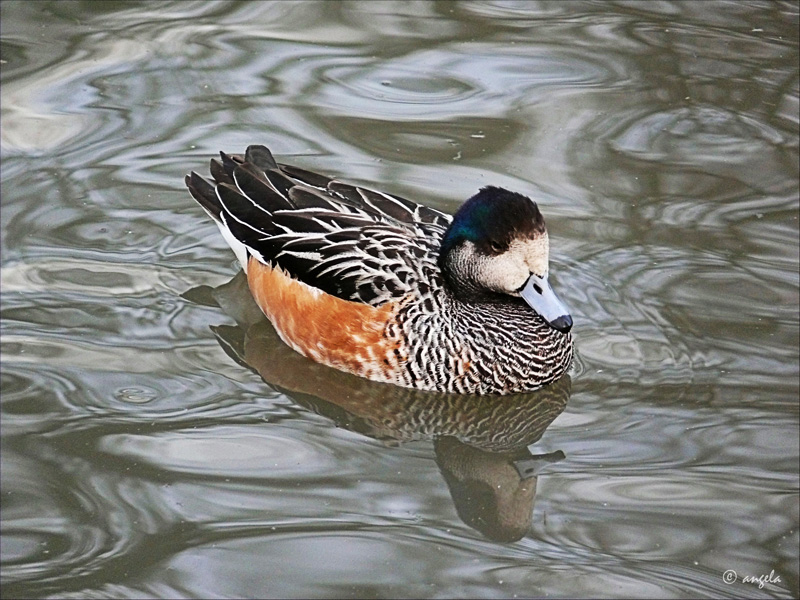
[2,1,798,598]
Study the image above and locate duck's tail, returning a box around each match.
[185,145,283,272]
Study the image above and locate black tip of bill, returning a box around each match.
[549,314,573,333]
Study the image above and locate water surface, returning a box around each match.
[1,1,798,598]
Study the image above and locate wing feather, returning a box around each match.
[187,145,451,305]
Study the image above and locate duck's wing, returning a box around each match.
[186,145,451,306]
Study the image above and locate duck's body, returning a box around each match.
[186,145,573,394]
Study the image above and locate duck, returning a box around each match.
[185,145,573,395]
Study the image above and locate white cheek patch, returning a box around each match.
[454,236,552,294]
[472,241,529,293]
[523,234,549,277]
[479,256,528,293]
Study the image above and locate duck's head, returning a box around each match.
[438,186,573,333]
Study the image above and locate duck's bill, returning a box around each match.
[520,272,573,333]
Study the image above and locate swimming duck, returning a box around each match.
[186,145,573,394]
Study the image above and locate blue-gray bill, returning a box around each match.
[520,272,573,333]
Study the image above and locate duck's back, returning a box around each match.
[186,145,451,308]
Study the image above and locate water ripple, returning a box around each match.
[98,426,341,479]
[317,44,626,120]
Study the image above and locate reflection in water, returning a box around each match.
[190,272,571,543]
[435,439,565,543]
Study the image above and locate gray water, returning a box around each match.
[1,1,798,598]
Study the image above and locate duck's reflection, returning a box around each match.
[187,272,571,542]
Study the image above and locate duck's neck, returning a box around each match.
[443,289,573,390]
[444,281,512,305]
[439,257,509,305]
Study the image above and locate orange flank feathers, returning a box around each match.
[246,257,402,382]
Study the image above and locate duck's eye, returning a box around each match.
[488,240,506,254]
